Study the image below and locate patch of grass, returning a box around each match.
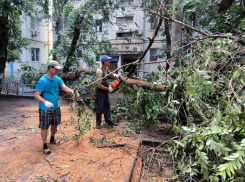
[35,174,61,182]
[27,127,36,133]
[103,124,115,132]
[56,135,69,142]
[125,122,142,134]
[17,127,26,131]
[1,161,10,165]
[89,135,110,146]
[69,152,74,155]
[13,146,20,150]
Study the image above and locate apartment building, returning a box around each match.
[4,14,52,77]
[85,0,166,77]
[5,0,165,78]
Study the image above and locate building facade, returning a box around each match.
[5,0,166,78]
[4,13,52,77]
[98,0,166,77]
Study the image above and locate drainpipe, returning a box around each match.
[48,0,53,64]
[142,8,147,78]
[136,53,139,77]
[10,62,14,76]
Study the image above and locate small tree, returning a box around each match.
[47,0,117,73]
[0,0,40,89]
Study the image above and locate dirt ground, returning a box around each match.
[0,94,170,182]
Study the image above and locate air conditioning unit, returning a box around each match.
[135,30,143,36]
[132,47,141,52]
[31,30,37,36]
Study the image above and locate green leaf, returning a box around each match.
[233,69,241,79]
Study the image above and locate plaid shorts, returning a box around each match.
[39,107,61,129]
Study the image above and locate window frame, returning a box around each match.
[150,48,158,61]
[95,19,103,33]
[116,32,134,39]
[69,0,83,2]
[58,17,68,31]
[116,0,134,6]
[116,16,134,23]
[31,48,40,62]
[31,16,39,31]
[150,16,159,30]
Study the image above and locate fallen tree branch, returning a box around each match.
[162,102,171,110]
[44,158,53,168]
[3,137,17,141]
[60,68,168,91]
[97,143,126,148]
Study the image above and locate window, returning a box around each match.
[31,48,40,62]
[58,17,68,31]
[95,20,102,32]
[116,32,133,38]
[150,16,158,30]
[150,48,158,61]
[116,16,134,23]
[116,0,133,6]
[31,16,38,31]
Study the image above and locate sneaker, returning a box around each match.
[107,122,118,126]
[50,140,60,145]
[96,126,102,129]
[43,148,51,155]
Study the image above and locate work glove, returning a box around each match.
[73,90,80,97]
[109,86,114,93]
[44,101,54,108]
[72,90,80,101]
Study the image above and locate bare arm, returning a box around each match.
[99,84,109,91]
[108,69,118,79]
[35,90,45,103]
[60,84,73,94]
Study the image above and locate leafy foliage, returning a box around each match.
[70,98,93,143]
[111,73,173,128]
[49,0,117,72]
[17,62,47,84]
[112,38,245,181]
[0,0,38,63]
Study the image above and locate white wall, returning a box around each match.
[4,0,166,78]
[5,14,50,77]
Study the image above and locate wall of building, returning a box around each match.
[5,0,166,78]
[5,14,50,77]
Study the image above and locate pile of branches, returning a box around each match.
[113,37,245,181]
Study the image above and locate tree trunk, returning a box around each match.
[52,0,68,61]
[59,68,168,91]
[170,0,183,68]
[63,17,83,73]
[164,0,171,72]
[53,15,61,61]
[0,2,10,90]
[218,0,234,13]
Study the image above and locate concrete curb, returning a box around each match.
[124,139,141,182]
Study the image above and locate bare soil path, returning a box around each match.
[0,94,170,182]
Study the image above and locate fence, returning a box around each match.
[22,83,36,96]
[1,78,36,97]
